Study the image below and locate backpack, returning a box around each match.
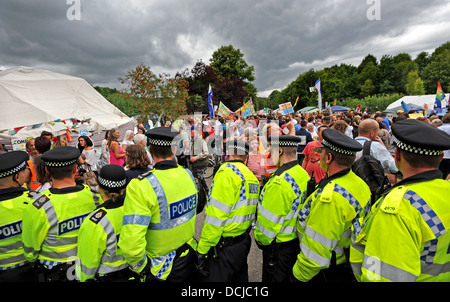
[352,140,391,205]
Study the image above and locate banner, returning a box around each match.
[240,100,255,118]
[279,102,294,115]
[218,102,233,119]
[435,82,446,111]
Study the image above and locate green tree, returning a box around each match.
[406,71,425,95]
[422,47,450,94]
[210,45,255,83]
[361,79,375,97]
[120,64,188,123]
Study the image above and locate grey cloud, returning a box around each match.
[1,0,449,95]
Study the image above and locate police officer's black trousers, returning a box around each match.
[262,238,299,283]
[146,242,198,283]
[0,263,34,282]
[201,231,252,282]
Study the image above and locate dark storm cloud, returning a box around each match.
[1,0,449,95]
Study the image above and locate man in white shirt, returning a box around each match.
[354,118,399,185]
[438,113,450,179]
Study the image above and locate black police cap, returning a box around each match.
[268,135,302,148]
[145,127,181,147]
[392,119,450,156]
[97,164,127,192]
[41,146,80,167]
[320,128,363,155]
[226,139,251,154]
[0,151,29,179]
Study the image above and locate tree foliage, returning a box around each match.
[119,64,188,124]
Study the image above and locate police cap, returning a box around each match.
[320,128,363,155]
[145,127,180,147]
[0,151,29,179]
[392,119,450,156]
[97,164,127,193]
[41,146,80,167]
[226,139,251,154]
[268,135,302,148]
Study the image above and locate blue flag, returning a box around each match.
[208,84,215,118]
[401,101,411,113]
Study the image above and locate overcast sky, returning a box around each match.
[1,0,449,97]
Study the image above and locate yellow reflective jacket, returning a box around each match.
[350,170,450,282]
[76,196,128,282]
[293,168,371,282]
[119,161,198,279]
[197,160,259,255]
[255,161,310,246]
[22,184,99,268]
[0,187,32,270]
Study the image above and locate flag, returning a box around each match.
[315,78,322,112]
[208,84,215,118]
[294,96,299,107]
[435,82,446,111]
[333,99,337,106]
[240,100,255,117]
[401,101,411,113]
[218,102,233,119]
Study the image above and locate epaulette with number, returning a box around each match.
[138,170,153,180]
[32,194,50,209]
[90,209,107,224]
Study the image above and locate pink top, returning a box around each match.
[109,147,125,167]
[247,152,265,185]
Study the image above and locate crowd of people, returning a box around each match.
[0,106,450,284]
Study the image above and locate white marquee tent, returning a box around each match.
[385,95,444,111]
[0,66,134,150]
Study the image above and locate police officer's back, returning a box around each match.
[119,127,198,282]
[350,119,450,281]
[76,164,131,282]
[196,139,260,282]
[0,151,34,282]
[292,129,371,282]
[22,146,100,282]
[255,135,310,282]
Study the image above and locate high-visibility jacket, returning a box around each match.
[27,159,41,191]
[255,161,310,246]
[197,160,260,255]
[0,187,31,270]
[76,196,129,282]
[22,184,100,268]
[350,170,450,282]
[292,168,371,282]
[118,161,198,280]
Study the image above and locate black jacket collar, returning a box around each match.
[386,169,443,193]
[49,184,85,194]
[154,160,178,170]
[274,160,299,177]
[0,186,27,202]
[317,168,351,190]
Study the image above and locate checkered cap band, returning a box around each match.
[0,161,27,178]
[229,145,249,153]
[321,139,357,155]
[45,159,77,167]
[393,137,443,156]
[97,176,127,189]
[270,140,300,147]
[148,138,176,147]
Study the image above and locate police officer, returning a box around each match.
[119,127,198,282]
[292,129,371,282]
[22,146,100,282]
[255,135,310,282]
[350,119,450,282]
[196,139,260,282]
[0,151,34,282]
[76,164,132,282]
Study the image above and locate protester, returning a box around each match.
[100,131,110,166]
[438,113,450,179]
[121,130,134,153]
[77,135,98,175]
[124,144,152,182]
[108,128,126,166]
[247,136,265,188]
[302,125,328,182]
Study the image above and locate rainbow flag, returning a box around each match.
[435,82,446,110]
